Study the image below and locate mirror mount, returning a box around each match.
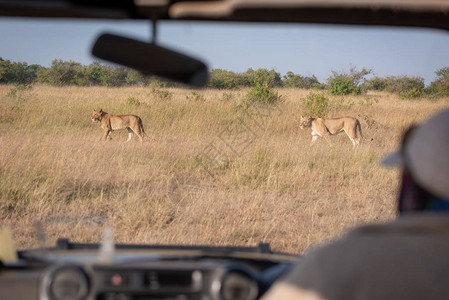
[151,17,158,44]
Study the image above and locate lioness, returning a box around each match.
[91,109,145,142]
[299,116,363,146]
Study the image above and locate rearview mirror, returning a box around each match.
[92,33,208,87]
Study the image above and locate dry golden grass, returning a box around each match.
[0,84,447,254]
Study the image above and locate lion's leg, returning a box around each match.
[126,128,133,142]
[323,134,333,146]
[310,135,319,146]
[344,127,358,147]
[134,127,144,142]
[138,123,144,142]
[128,127,143,142]
[102,130,111,141]
[348,136,357,147]
[129,127,144,142]
[137,133,143,142]
[356,122,363,145]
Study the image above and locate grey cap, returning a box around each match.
[381,109,449,199]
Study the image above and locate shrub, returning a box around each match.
[327,67,372,95]
[221,92,234,101]
[333,97,355,110]
[186,91,206,102]
[126,97,141,106]
[209,69,243,89]
[384,76,424,96]
[364,76,388,91]
[151,87,173,101]
[301,92,329,117]
[6,84,33,118]
[46,59,89,86]
[126,70,148,86]
[245,82,282,105]
[363,75,424,99]
[427,67,449,97]
[358,97,379,106]
[399,87,423,99]
[328,76,361,95]
[7,83,32,99]
[242,68,282,88]
[282,72,323,89]
[0,58,39,84]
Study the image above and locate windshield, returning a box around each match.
[1,18,448,254]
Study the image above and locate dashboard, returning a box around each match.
[0,239,297,300]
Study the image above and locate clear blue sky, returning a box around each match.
[2,17,449,85]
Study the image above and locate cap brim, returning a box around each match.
[381,151,404,166]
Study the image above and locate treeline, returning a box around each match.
[211,67,449,99]
[0,58,319,88]
[0,58,151,87]
[2,57,449,98]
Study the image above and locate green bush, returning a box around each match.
[333,97,355,110]
[384,76,424,96]
[243,68,282,88]
[399,87,423,99]
[186,91,206,102]
[301,92,329,117]
[358,97,379,106]
[282,72,323,89]
[6,84,33,117]
[328,76,361,95]
[46,59,89,86]
[0,58,39,84]
[427,67,449,97]
[361,74,425,99]
[151,87,173,101]
[221,92,234,101]
[364,76,388,91]
[245,83,281,105]
[126,70,148,86]
[126,97,141,106]
[209,69,243,89]
[7,83,32,99]
[327,67,372,95]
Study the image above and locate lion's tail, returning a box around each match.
[139,117,146,136]
[356,119,363,140]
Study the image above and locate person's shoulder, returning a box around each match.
[295,213,449,275]
[349,213,449,236]
[294,213,449,282]
[277,213,449,299]
[312,213,449,257]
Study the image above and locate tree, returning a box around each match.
[0,58,39,84]
[283,72,322,89]
[208,69,242,89]
[327,67,372,95]
[46,59,88,86]
[243,68,282,87]
[430,67,449,96]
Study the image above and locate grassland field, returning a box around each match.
[0,84,448,254]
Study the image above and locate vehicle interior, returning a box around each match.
[1,1,449,300]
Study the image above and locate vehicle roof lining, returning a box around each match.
[1,0,449,30]
[170,0,449,18]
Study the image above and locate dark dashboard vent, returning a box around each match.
[146,270,197,289]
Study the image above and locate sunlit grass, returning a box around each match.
[0,84,447,253]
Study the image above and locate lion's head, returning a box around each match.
[91,109,103,122]
[299,116,313,129]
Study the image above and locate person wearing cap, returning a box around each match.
[262,109,449,300]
